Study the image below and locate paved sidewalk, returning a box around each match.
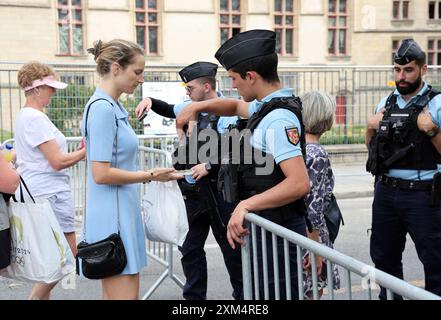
[332,162,375,199]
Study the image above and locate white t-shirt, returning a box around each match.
[14,107,70,197]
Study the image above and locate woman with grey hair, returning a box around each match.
[301,91,341,299]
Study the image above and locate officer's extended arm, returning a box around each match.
[150,97,176,119]
[135,97,176,119]
[176,98,248,132]
[227,156,310,248]
[241,156,310,210]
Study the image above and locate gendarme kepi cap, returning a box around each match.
[394,39,425,65]
[215,29,276,70]
[178,62,218,83]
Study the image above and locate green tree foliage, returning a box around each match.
[47,85,144,136]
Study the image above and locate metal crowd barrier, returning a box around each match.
[137,146,184,300]
[241,213,441,300]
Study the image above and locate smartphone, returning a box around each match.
[175,169,193,175]
[138,111,148,122]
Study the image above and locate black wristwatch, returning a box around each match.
[204,162,211,172]
[426,126,440,138]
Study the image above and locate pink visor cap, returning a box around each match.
[24,75,68,92]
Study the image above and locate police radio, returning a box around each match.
[378,120,391,138]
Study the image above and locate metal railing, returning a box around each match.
[241,213,441,300]
[138,146,184,300]
[2,62,441,144]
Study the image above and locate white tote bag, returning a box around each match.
[0,178,75,283]
[142,179,189,246]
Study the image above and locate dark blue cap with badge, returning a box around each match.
[215,29,276,70]
[394,39,426,65]
[178,61,218,83]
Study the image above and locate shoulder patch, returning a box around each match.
[285,126,300,146]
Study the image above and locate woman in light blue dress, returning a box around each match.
[82,39,181,300]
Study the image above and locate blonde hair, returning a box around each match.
[17,61,56,89]
[301,91,336,135]
[87,39,145,76]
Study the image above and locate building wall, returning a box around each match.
[1,0,441,66]
[351,0,441,65]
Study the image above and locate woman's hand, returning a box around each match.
[303,230,323,276]
[150,168,183,182]
[135,98,152,119]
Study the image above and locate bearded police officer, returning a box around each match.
[176,30,310,300]
[366,39,441,299]
[136,62,242,300]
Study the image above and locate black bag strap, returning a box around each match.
[84,98,114,138]
[82,98,121,241]
[330,193,344,226]
[11,176,35,204]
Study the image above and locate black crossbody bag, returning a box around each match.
[324,193,344,243]
[76,99,127,279]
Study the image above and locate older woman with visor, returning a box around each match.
[14,61,86,299]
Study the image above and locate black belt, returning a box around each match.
[378,175,433,191]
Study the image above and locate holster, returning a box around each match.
[366,135,382,175]
[200,179,226,239]
[430,172,441,207]
[217,160,240,204]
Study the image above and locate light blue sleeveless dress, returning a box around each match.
[80,88,147,275]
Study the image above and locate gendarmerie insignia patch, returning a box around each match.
[285,126,299,146]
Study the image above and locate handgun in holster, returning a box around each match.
[430,172,441,207]
[217,159,240,204]
[199,179,226,239]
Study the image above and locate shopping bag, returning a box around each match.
[0,178,75,283]
[142,180,188,246]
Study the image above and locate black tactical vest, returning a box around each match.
[366,86,440,175]
[239,96,307,223]
[172,112,221,205]
[173,113,220,171]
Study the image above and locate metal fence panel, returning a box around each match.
[3,62,441,144]
[241,213,441,300]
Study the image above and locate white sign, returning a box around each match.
[141,82,188,135]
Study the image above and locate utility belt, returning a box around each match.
[378,173,441,207]
[378,175,432,191]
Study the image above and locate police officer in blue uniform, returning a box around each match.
[366,39,441,299]
[176,30,311,300]
[136,62,242,300]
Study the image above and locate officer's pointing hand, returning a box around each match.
[227,202,250,249]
